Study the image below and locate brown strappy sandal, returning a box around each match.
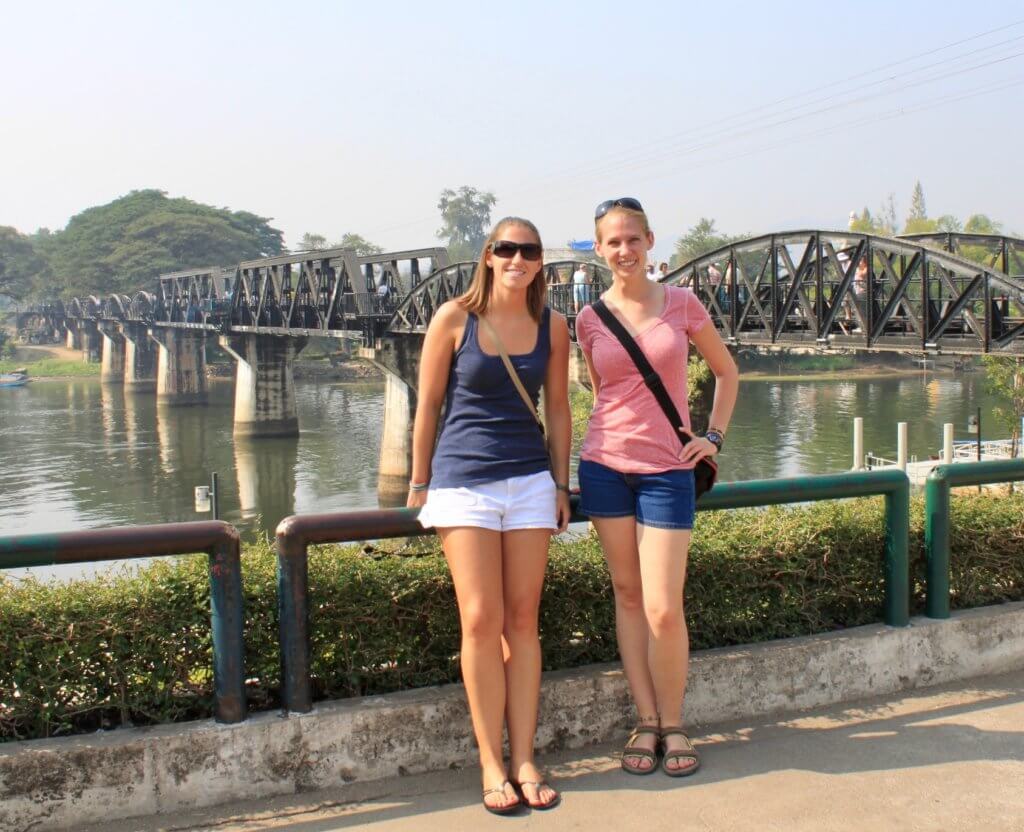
[659,727,700,777]
[621,724,660,775]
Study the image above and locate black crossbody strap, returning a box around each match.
[591,299,692,449]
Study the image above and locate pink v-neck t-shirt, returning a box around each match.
[576,285,711,474]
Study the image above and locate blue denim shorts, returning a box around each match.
[578,459,696,530]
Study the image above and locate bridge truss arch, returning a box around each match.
[898,232,1024,278]
[387,259,611,334]
[387,262,478,334]
[68,296,102,319]
[102,294,132,319]
[664,230,1024,355]
[129,291,157,321]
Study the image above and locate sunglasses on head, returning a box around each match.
[490,240,543,261]
[594,197,644,220]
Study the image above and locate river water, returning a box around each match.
[0,370,1009,578]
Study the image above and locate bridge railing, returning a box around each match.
[546,281,604,317]
[337,291,403,318]
[274,469,910,714]
[0,521,247,724]
[924,459,1024,619]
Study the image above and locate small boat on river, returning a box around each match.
[0,368,30,388]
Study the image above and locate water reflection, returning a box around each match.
[716,372,1005,482]
[0,372,1009,549]
[234,437,299,523]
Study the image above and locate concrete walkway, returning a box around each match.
[94,671,1024,832]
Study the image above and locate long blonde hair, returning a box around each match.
[458,216,546,322]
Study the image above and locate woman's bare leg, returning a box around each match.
[591,516,659,771]
[636,524,694,772]
[438,526,517,809]
[501,528,557,804]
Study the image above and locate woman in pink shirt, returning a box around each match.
[575,198,739,777]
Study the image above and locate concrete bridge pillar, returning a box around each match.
[360,336,422,503]
[122,323,157,392]
[219,334,305,438]
[377,370,417,503]
[65,325,81,351]
[98,324,126,385]
[150,328,208,406]
[80,322,101,363]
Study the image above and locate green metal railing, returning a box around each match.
[924,459,1024,619]
[275,469,911,714]
[0,521,247,723]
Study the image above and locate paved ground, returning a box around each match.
[95,671,1024,832]
[11,343,82,362]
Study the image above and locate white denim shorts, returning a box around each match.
[417,470,557,532]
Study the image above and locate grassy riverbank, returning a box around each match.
[0,357,100,378]
[3,493,1022,742]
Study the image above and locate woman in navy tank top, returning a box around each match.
[408,217,571,814]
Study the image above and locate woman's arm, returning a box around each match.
[678,324,739,465]
[581,348,601,397]
[545,311,572,531]
[407,302,463,508]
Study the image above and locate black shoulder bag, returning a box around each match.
[591,299,718,498]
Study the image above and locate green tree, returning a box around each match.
[906,181,927,222]
[876,193,899,237]
[230,210,285,256]
[981,356,1024,450]
[934,214,962,233]
[964,214,1003,235]
[0,226,48,299]
[38,190,284,297]
[902,181,936,234]
[849,207,876,234]
[436,186,496,262]
[298,233,329,251]
[336,233,383,255]
[903,217,938,234]
[671,218,744,266]
[850,197,898,236]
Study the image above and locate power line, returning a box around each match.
[498,26,1024,196]
[545,49,1024,188]
[361,20,1024,239]
[489,73,1024,223]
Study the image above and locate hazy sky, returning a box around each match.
[3,0,1023,262]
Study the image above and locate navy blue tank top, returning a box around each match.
[430,307,551,488]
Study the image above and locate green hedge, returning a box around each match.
[2,494,1023,742]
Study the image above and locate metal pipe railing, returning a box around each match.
[275,469,910,714]
[0,520,247,723]
[924,459,1024,619]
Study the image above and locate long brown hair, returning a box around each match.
[458,216,546,322]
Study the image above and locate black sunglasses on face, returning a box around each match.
[594,197,644,220]
[490,240,543,261]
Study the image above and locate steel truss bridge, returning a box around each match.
[16,232,1024,356]
[662,231,1024,355]
[18,249,610,344]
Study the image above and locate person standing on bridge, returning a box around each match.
[572,262,590,312]
[576,198,738,778]
[407,216,571,814]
